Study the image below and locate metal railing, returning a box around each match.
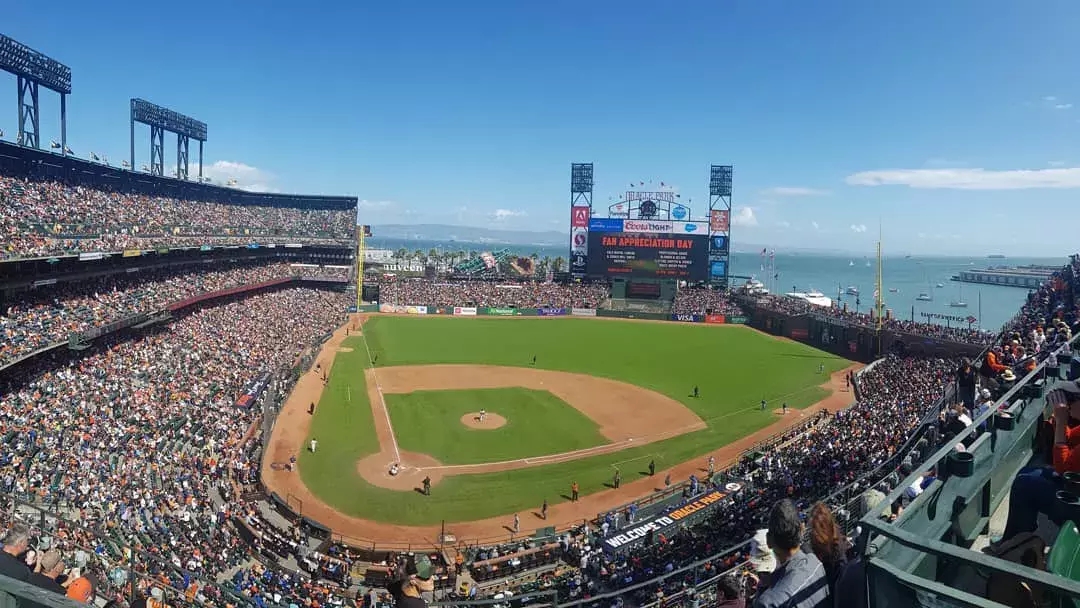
[857,334,1080,607]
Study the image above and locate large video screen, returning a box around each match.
[587,232,708,280]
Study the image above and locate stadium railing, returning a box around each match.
[856,334,1080,607]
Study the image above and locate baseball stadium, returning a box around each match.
[1,28,1080,608]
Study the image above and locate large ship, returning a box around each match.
[951,264,1057,289]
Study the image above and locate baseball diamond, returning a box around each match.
[262,314,857,543]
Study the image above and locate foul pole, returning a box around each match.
[356,225,367,309]
[875,229,884,356]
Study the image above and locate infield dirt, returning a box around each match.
[263,315,861,546]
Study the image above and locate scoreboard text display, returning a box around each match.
[587,233,708,280]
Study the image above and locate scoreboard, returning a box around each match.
[587,232,709,281]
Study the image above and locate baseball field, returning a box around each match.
[264,315,854,541]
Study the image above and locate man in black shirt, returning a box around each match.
[0,523,31,582]
[23,550,66,608]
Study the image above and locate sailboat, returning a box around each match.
[865,258,871,267]
[848,260,855,267]
[949,285,968,308]
[916,272,933,301]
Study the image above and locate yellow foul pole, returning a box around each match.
[356,226,366,309]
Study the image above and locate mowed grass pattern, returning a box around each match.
[386,387,609,465]
[301,317,849,525]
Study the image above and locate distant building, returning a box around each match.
[364,249,395,263]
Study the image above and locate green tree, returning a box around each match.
[553,256,565,272]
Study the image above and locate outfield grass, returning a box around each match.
[386,387,609,464]
[301,317,849,525]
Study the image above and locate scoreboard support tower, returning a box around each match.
[569,163,594,279]
[708,165,733,289]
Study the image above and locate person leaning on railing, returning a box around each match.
[998,379,1080,542]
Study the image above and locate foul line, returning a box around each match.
[359,332,401,463]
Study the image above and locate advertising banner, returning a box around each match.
[710,209,729,232]
[727,316,749,324]
[378,304,428,314]
[711,235,728,251]
[157,247,169,254]
[571,227,588,254]
[603,489,731,552]
[589,218,625,232]
[587,233,709,281]
[537,307,568,317]
[623,220,673,233]
[235,372,272,409]
[199,245,212,251]
[571,206,590,228]
[710,261,727,278]
[791,328,809,339]
[671,314,702,323]
[486,307,517,316]
[347,306,358,313]
[78,252,108,261]
[122,249,142,258]
[571,307,597,317]
[705,314,726,324]
[453,306,478,316]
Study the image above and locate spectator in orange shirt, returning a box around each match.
[1002,380,1080,540]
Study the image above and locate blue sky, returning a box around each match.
[4,1,1080,255]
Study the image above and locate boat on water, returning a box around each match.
[888,288,899,293]
[846,286,859,295]
[949,286,968,308]
[744,279,769,295]
[936,283,945,288]
[785,290,832,308]
[988,254,1006,259]
[865,259,871,267]
[916,293,933,301]
[848,260,855,266]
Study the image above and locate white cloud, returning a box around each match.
[850,224,868,233]
[1056,103,1074,110]
[776,220,791,228]
[761,187,830,196]
[1048,161,1066,167]
[731,207,757,226]
[1044,96,1058,102]
[200,160,279,192]
[492,209,527,221]
[811,221,820,230]
[845,166,1080,190]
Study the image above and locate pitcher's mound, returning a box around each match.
[461,412,507,429]
[356,451,444,492]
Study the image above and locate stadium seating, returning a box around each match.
[0,185,1076,608]
[0,174,355,259]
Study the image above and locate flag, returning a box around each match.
[760,248,767,257]
[660,181,665,187]
[676,194,682,198]
[769,250,775,259]
[774,273,779,280]
[639,181,644,186]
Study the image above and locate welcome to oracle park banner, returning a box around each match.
[603,487,736,552]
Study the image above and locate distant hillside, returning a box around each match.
[372,224,566,246]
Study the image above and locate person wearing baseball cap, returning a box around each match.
[388,555,434,608]
[1000,380,1080,541]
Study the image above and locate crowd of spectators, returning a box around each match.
[744,292,998,346]
[0,285,348,607]
[672,287,746,316]
[377,278,610,309]
[0,175,355,259]
[0,262,348,367]
[0,252,1074,608]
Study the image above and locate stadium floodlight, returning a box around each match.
[130,98,207,179]
[0,129,4,138]
[0,33,72,152]
[50,140,59,149]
